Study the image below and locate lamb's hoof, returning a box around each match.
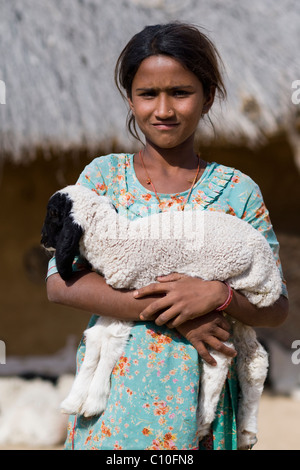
[83,410,100,418]
[81,399,106,418]
[82,404,104,418]
[60,398,82,415]
[196,422,211,441]
[237,431,257,450]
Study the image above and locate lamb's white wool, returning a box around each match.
[61,317,132,418]
[57,185,282,449]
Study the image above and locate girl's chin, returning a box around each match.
[141,129,196,151]
[144,137,194,151]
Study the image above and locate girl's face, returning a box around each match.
[128,55,214,150]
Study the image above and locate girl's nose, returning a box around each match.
[155,94,174,119]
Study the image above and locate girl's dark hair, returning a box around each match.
[115,22,227,142]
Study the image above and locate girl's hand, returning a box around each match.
[176,312,237,366]
[133,272,228,328]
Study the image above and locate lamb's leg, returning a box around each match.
[233,322,268,449]
[60,319,104,415]
[197,343,235,441]
[82,322,132,417]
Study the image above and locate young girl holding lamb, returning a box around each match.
[46,22,288,450]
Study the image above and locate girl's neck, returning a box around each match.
[134,140,206,195]
[142,141,198,172]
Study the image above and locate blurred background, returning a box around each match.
[0,0,299,450]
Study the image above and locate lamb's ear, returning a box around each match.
[55,215,83,281]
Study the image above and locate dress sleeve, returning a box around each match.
[45,254,91,280]
[240,181,288,297]
[46,157,108,280]
[76,158,108,195]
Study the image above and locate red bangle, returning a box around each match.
[216,282,233,311]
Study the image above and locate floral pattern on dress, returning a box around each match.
[48,153,287,450]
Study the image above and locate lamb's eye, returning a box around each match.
[49,209,59,218]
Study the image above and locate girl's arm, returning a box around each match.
[46,270,154,322]
[221,282,288,328]
[133,273,289,328]
[46,270,237,365]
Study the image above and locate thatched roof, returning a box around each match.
[0,0,300,164]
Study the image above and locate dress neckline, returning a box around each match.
[129,153,209,198]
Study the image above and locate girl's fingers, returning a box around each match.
[139,297,174,321]
[133,273,186,298]
[165,311,202,329]
[206,337,237,360]
[182,333,236,365]
[133,282,169,298]
[191,341,218,367]
[156,273,186,282]
[211,326,231,343]
[153,306,180,326]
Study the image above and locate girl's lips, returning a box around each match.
[152,122,179,130]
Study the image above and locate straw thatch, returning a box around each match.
[0,0,300,165]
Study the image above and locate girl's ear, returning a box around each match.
[127,94,135,116]
[202,86,216,115]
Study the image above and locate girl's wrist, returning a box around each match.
[214,281,233,312]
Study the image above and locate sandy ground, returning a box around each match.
[0,392,299,451]
[254,392,300,450]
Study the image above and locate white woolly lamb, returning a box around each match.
[41,184,283,449]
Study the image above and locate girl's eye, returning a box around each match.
[137,89,191,98]
[139,91,156,98]
[173,90,190,97]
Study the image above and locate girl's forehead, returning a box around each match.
[133,55,201,88]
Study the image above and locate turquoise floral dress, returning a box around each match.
[47,153,287,450]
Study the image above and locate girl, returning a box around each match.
[46,22,288,450]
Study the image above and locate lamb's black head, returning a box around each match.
[41,191,83,280]
[41,192,73,250]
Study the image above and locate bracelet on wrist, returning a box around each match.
[216,282,233,311]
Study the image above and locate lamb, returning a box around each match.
[41,184,282,449]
